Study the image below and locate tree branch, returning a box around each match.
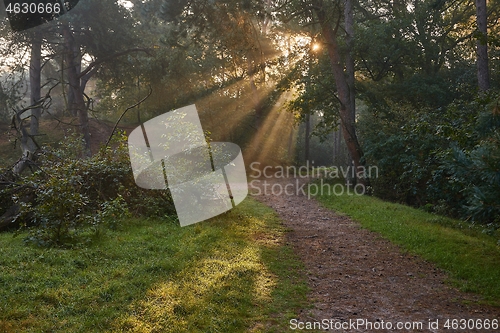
[105,86,153,147]
[77,48,153,80]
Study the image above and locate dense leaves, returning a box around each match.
[3,132,175,246]
[360,93,500,226]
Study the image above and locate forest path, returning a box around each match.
[252,177,500,332]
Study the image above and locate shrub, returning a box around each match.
[8,131,176,246]
[437,113,500,225]
[359,91,500,226]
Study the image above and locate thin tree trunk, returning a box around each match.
[62,24,91,155]
[333,127,341,166]
[476,0,490,91]
[288,123,295,161]
[67,40,82,116]
[29,33,42,151]
[249,58,263,127]
[305,112,310,165]
[344,0,357,185]
[67,84,75,116]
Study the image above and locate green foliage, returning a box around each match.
[355,0,477,83]
[360,92,500,226]
[20,163,95,246]
[353,0,498,224]
[359,103,449,204]
[285,50,341,138]
[160,0,189,22]
[437,112,500,225]
[10,132,175,246]
[96,194,132,230]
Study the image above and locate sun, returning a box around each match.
[312,43,321,52]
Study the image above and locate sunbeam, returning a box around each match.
[244,90,296,167]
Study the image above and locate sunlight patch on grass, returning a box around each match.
[0,198,309,332]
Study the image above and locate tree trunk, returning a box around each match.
[249,58,263,127]
[475,0,490,91]
[333,127,342,166]
[14,36,44,176]
[29,33,42,152]
[67,39,82,116]
[313,0,367,185]
[288,123,295,161]
[0,83,7,115]
[344,0,355,115]
[0,204,20,232]
[344,0,357,186]
[305,112,310,164]
[62,24,91,155]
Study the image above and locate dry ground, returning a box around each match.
[253,177,500,333]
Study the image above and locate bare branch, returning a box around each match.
[105,86,153,147]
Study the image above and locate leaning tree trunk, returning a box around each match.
[62,24,91,155]
[313,0,368,186]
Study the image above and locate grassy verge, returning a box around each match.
[0,198,308,332]
[313,183,500,307]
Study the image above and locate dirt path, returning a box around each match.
[252,178,500,332]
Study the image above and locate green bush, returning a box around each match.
[359,103,448,205]
[97,194,132,229]
[438,113,500,225]
[359,91,500,226]
[9,131,175,246]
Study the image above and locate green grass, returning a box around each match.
[0,198,309,332]
[314,184,500,307]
